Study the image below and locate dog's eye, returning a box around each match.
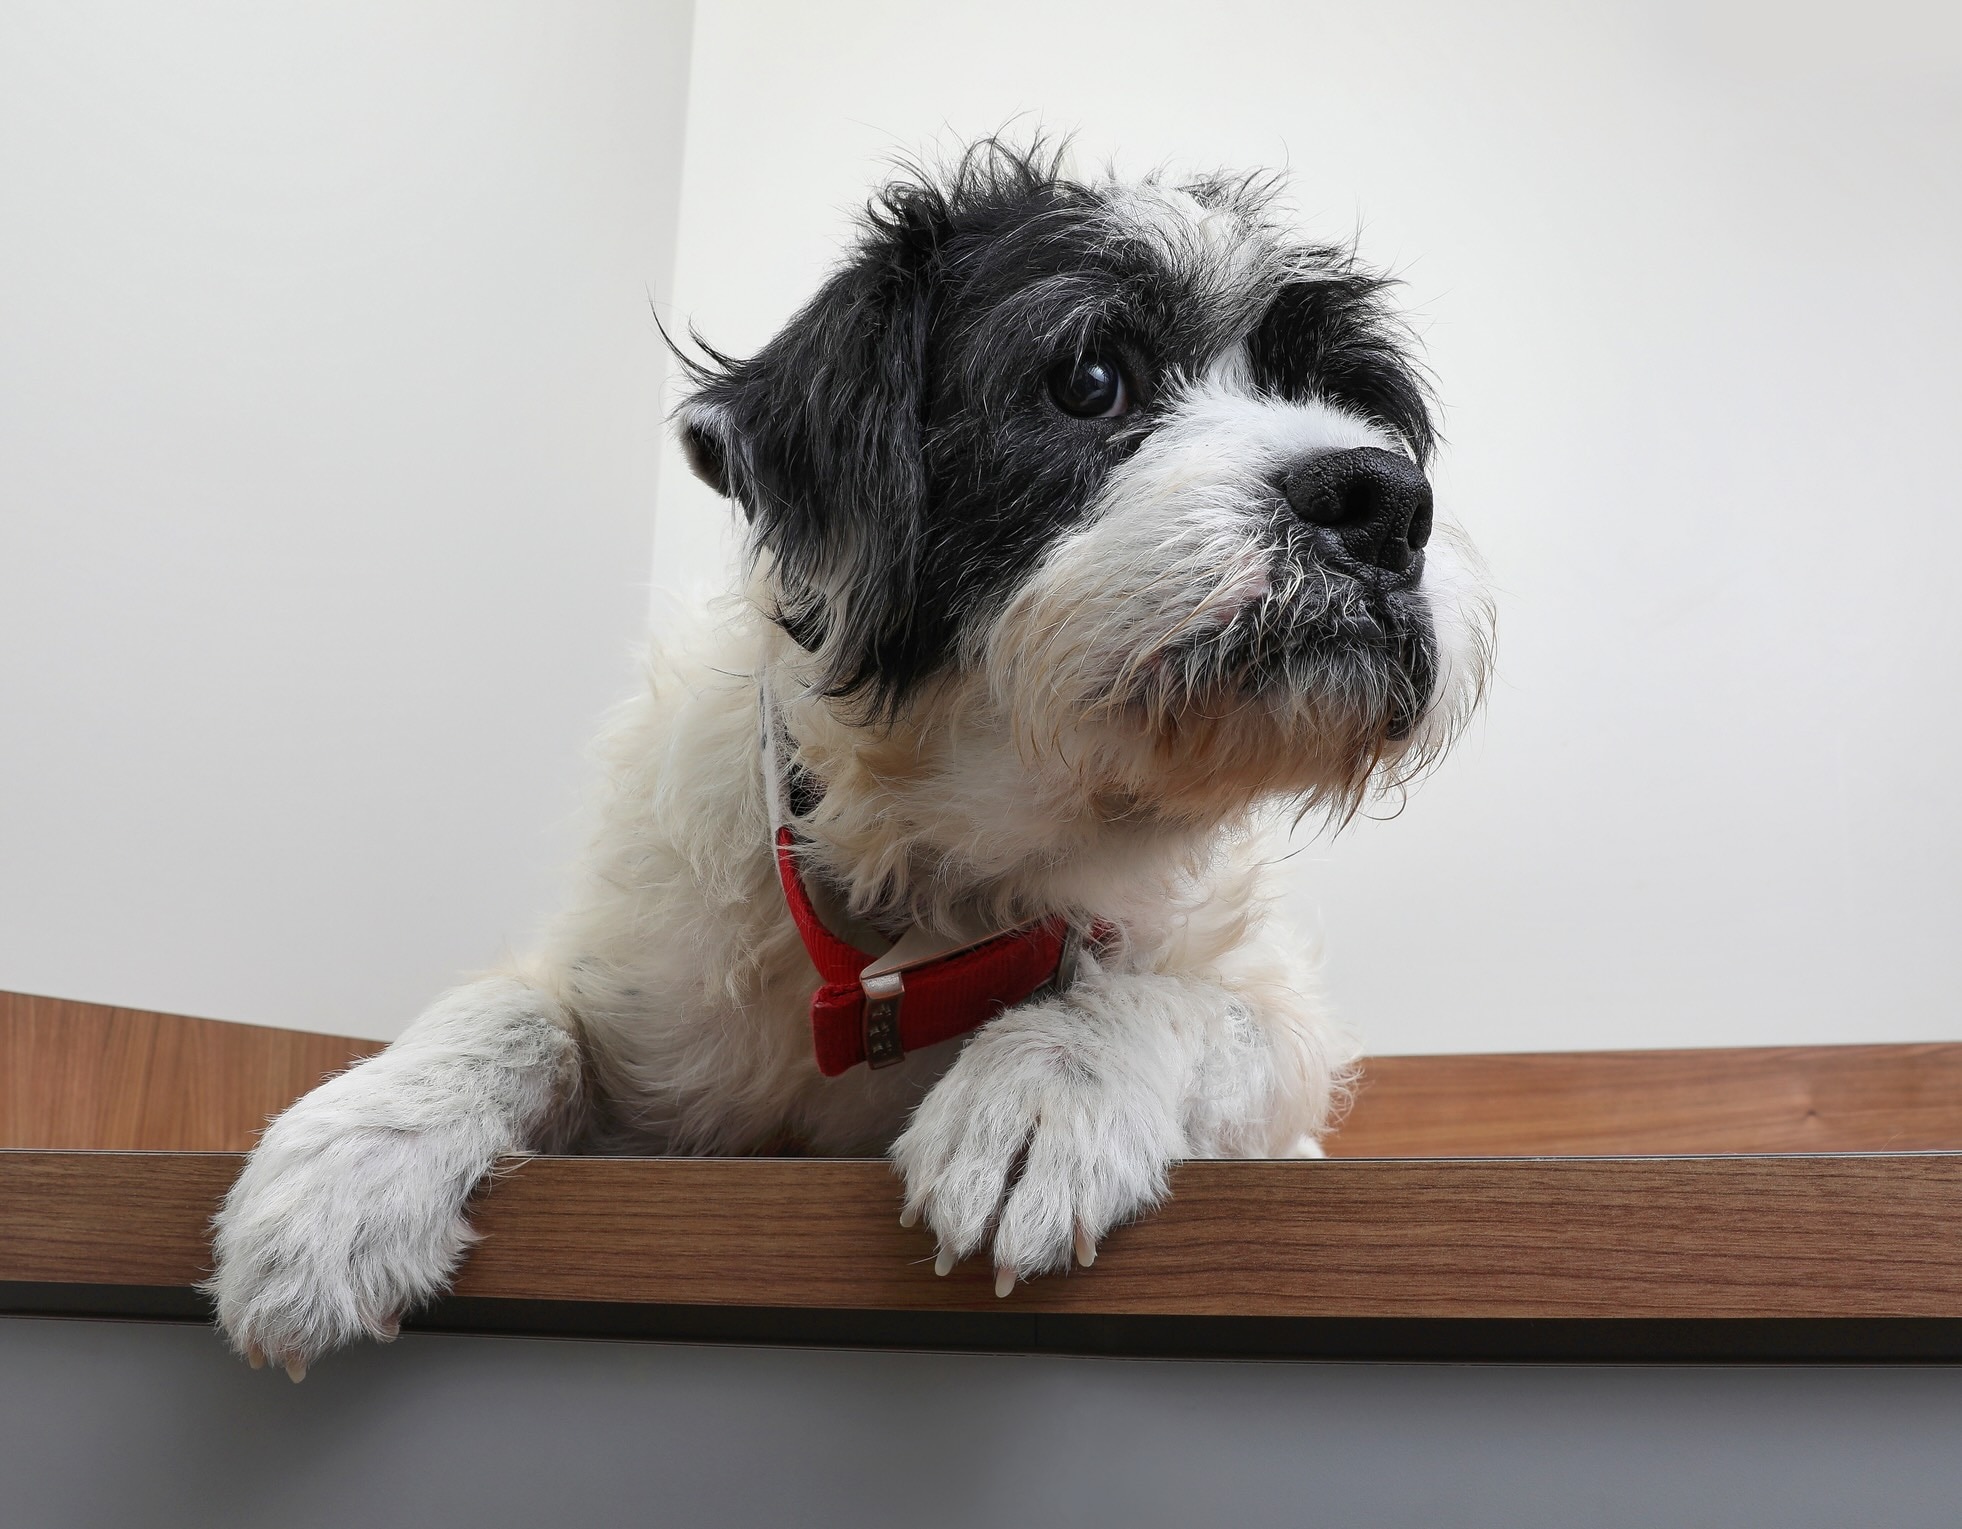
[1046,354,1131,419]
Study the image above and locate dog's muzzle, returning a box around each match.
[1283,447,1434,582]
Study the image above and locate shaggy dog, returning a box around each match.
[208,142,1493,1377]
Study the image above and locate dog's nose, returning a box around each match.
[1283,447,1434,576]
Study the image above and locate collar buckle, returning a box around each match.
[860,970,907,1068]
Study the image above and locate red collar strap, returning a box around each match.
[774,826,1085,1076]
[760,681,1103,1075]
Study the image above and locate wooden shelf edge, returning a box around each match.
[7,1150,1962,1336]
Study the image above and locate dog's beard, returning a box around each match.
[990,574,1443,826]
[1146,540,1439,733]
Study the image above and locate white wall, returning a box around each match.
[0,1,695,1038]
[658,0,1962,1054]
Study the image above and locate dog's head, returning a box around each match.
[677,142,1492,825]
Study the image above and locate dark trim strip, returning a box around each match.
[10,1283,1962,1364]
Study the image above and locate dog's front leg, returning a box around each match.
[892,959,1314,1294]
[205,975,583,1375]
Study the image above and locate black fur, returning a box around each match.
[673,140,1437,716]
[1248,275,1436,469]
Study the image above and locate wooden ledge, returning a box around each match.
[7,1150,1962,1350]
[8,991,1962,1359]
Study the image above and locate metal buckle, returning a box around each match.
[861,970,906,1069]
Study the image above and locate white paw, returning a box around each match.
[205,1086,479,1375]
[891,1002,1185,1294]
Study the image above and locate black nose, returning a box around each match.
[1283,447,1434,576]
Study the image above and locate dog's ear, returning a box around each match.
[672,186,945,714]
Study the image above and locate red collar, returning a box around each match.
[760,683,1085,1076]
[773,828,1081,1075]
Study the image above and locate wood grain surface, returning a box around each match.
[6,1149,1962,1319]
[1330,1044,1962,1157]
[9,987,1962,1159]
[0,991,379,1151]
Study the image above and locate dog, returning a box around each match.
[207,141,1494,1377]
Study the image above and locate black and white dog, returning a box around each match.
[209,142,1493,1376]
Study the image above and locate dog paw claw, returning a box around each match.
[891,1006,1177,1293]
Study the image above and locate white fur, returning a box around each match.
[207,977,582,1370]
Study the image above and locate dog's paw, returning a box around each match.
[205,1092,477,1377]
[891,1004,1185,1294]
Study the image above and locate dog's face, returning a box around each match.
[679,146,1492,823]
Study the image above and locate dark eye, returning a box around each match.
[1046,353,1131,419]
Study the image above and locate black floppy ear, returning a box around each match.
[671,185,942,714]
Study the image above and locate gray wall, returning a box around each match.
[4,1316,1959,1528]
